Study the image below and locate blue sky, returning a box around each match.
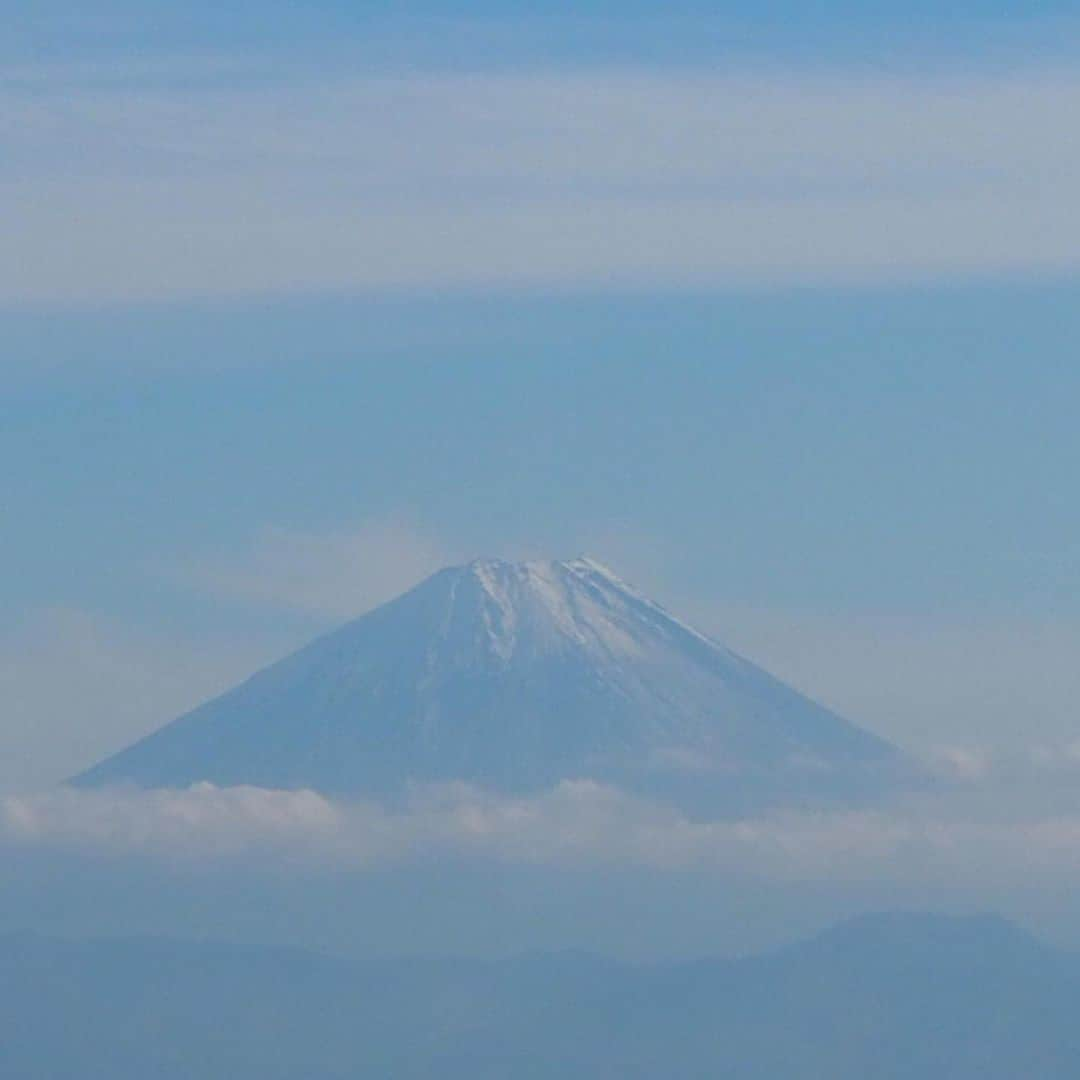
[6,2,1080,790]
[8,284,1080,620]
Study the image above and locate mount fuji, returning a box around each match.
[74,558,912,812]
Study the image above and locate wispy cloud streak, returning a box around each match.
[5,65,1080,301]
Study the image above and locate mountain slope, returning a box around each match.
[73,557,907,808]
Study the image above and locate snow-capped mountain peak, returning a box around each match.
[73,557,912,812]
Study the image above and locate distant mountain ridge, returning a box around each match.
[74,557,910,811]
[3,914,1076,1079]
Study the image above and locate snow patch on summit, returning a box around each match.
[470,559,520,660]
[464,557,648,663]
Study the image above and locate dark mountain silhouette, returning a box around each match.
[3,913,1076,1079]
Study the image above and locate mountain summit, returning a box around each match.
[74,557,909,811]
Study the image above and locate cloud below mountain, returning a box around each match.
[10,772,1080,892]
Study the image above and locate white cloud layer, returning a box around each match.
[10,767,1080,890]
[6,63,1080,302]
